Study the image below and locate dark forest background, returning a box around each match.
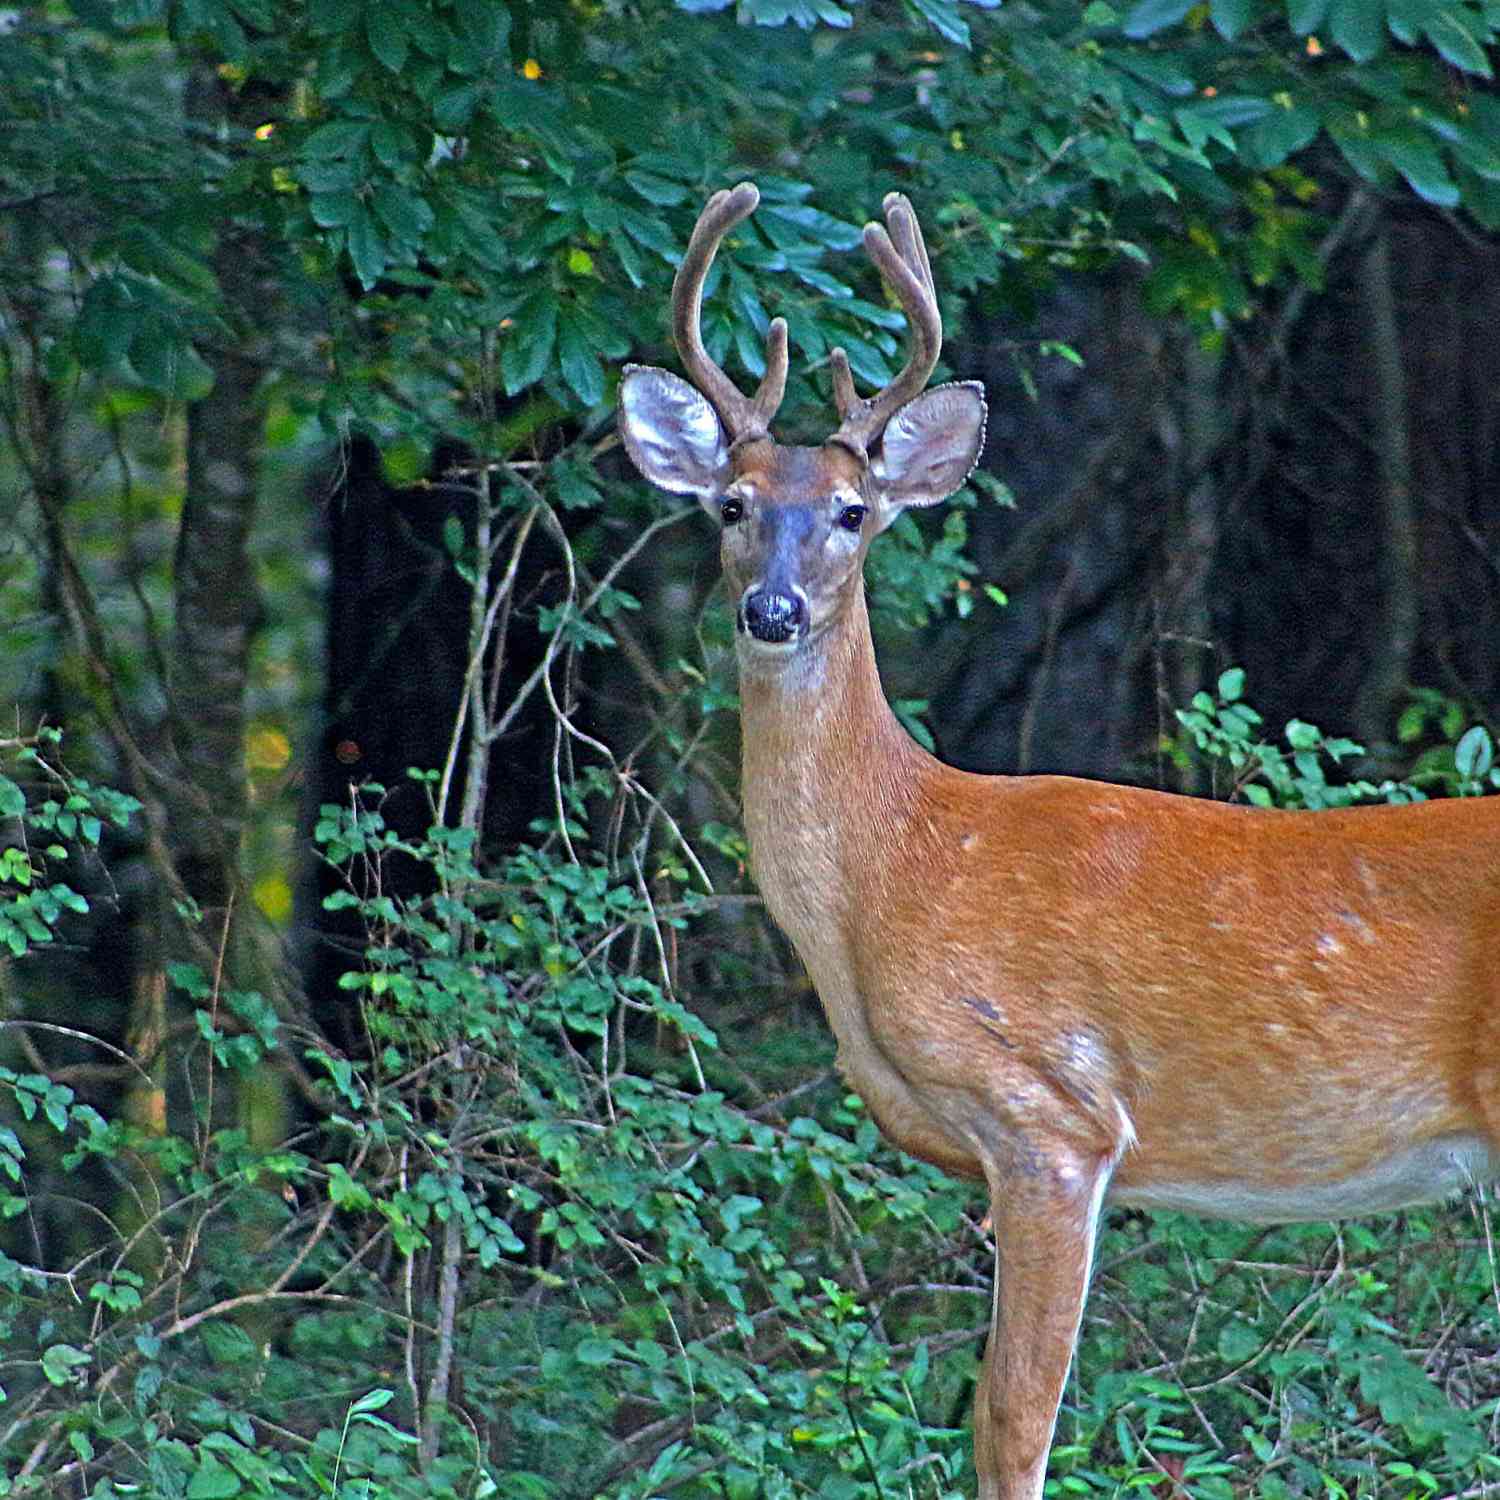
[3,1,1500,1496]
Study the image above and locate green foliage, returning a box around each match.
[302,796,979,1495]
[1066,1211,1500,1497]
[1175,668,1499,805]
[11,0,1497,467]
[5,2,1500,1498]
[1,728,983,1497]
[1397,687,1500,795]
[0,734,139,959]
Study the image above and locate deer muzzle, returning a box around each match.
[739,582,808,645]
[736,505,816,646]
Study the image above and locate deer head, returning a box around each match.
[619,182,987,665]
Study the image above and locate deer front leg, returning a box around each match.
[973,1149,1111,1500]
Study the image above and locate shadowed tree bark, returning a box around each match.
[1351,219,1418,758]
[169,63,270,956]
[908,190,1498,786]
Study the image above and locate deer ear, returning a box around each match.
[871,381,987,518]
[619,365,731,506]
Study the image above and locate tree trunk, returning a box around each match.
[170,64,269,953]
[1351,218,1418,757]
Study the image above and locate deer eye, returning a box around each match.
[837,503,867,533]
[720,497,744,526]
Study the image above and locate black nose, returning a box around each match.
[741,588,805,644]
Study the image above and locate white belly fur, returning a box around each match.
[1110,1132,1499,1224]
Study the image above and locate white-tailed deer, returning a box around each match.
[618,182,1500,1500]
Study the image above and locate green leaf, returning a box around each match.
[42,1082,72,1131]
[1457,167,1500,228]
[1327,0,1385,60]
[185,1455,241,1499]
[759,202,861,250]
[309,191,359,228]
[382,434,430,487]
[1218,1319,1262,1362]
[1242,103,1321,166]
[40,1343,90,1386]
[1175,96,1272,151]
[892,700,936,752]
[908,0,972,46]
[617,203,676,257]
[1383,0,1493,70]
[174,0,248,58]
[720,1194,763,1231]
[1209,0,1255,37]
[1445,117,1500,181]
[112,224,217,296]
[301,119,371,160]
[1285,0,1329,28]
[1422,6,1493,74]
[296,157,358,194]
[1455,726,1494,780]
[0,776,23,818]
[365,3,409,71]
[1328,118,1386,182]
[557,307,606,408]
[1113,49,1199,95]
[647,1443,685,1486]
[500,291,558,395]
[575,1336,616,1366]
[199,1320,257,1366]
[1381,0,1431,41]
[349,1387,397,1414]
[74,0,163,25]
[370,119,420,166]
[733,0,852,23]
[1380,132,1460,205]
[168,961,212,1000]
[372,184,435,248]
[346,202,388,289]
[1187,94,1275,129]
[129,319,215,401]
[434,81,482,128]
[1122,0,1196,37]
[611,228,645,287]
[229,0,276,25]
[624,169,688,206]
[74,277,140,368]
[453,0,511,53]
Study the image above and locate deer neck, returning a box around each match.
[736,583,924,950]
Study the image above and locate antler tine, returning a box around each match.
[882,189,935,305]
[830,192,944,457]
[671,181,787,443]
[756,315,789,430]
